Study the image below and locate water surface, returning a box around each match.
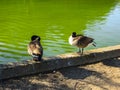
[0,0,120,64]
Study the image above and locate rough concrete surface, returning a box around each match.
[1,45,120,80]
[0,57,120,90]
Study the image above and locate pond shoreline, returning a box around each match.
[0,57,120,90]
[0,45,120,80]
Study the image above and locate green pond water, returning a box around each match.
[0,0,120,64]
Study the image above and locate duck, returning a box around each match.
[28,35,43,61]
[69,32,96,55]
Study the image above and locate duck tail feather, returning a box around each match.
[92,41,96,47]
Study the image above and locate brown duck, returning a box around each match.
[69,32,96,55]
[28,35,43,61]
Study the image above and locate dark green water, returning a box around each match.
[0,0,120,64]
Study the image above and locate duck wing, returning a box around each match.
[28,40,43,56]
[78,36,94,46]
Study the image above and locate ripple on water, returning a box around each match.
[0,36,30,64]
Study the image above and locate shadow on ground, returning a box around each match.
[0,73,71,90]
[102,58,120,67]
[0,58,120,90]
[59,67,102,79]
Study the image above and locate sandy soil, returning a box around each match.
[0,58,120,90]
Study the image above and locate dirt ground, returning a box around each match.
[0,57,120,90]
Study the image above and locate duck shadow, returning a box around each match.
[59,66,120,88]
[102,58,120,67]
[59,66,102,79]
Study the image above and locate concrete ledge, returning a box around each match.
[0,45,120,80]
